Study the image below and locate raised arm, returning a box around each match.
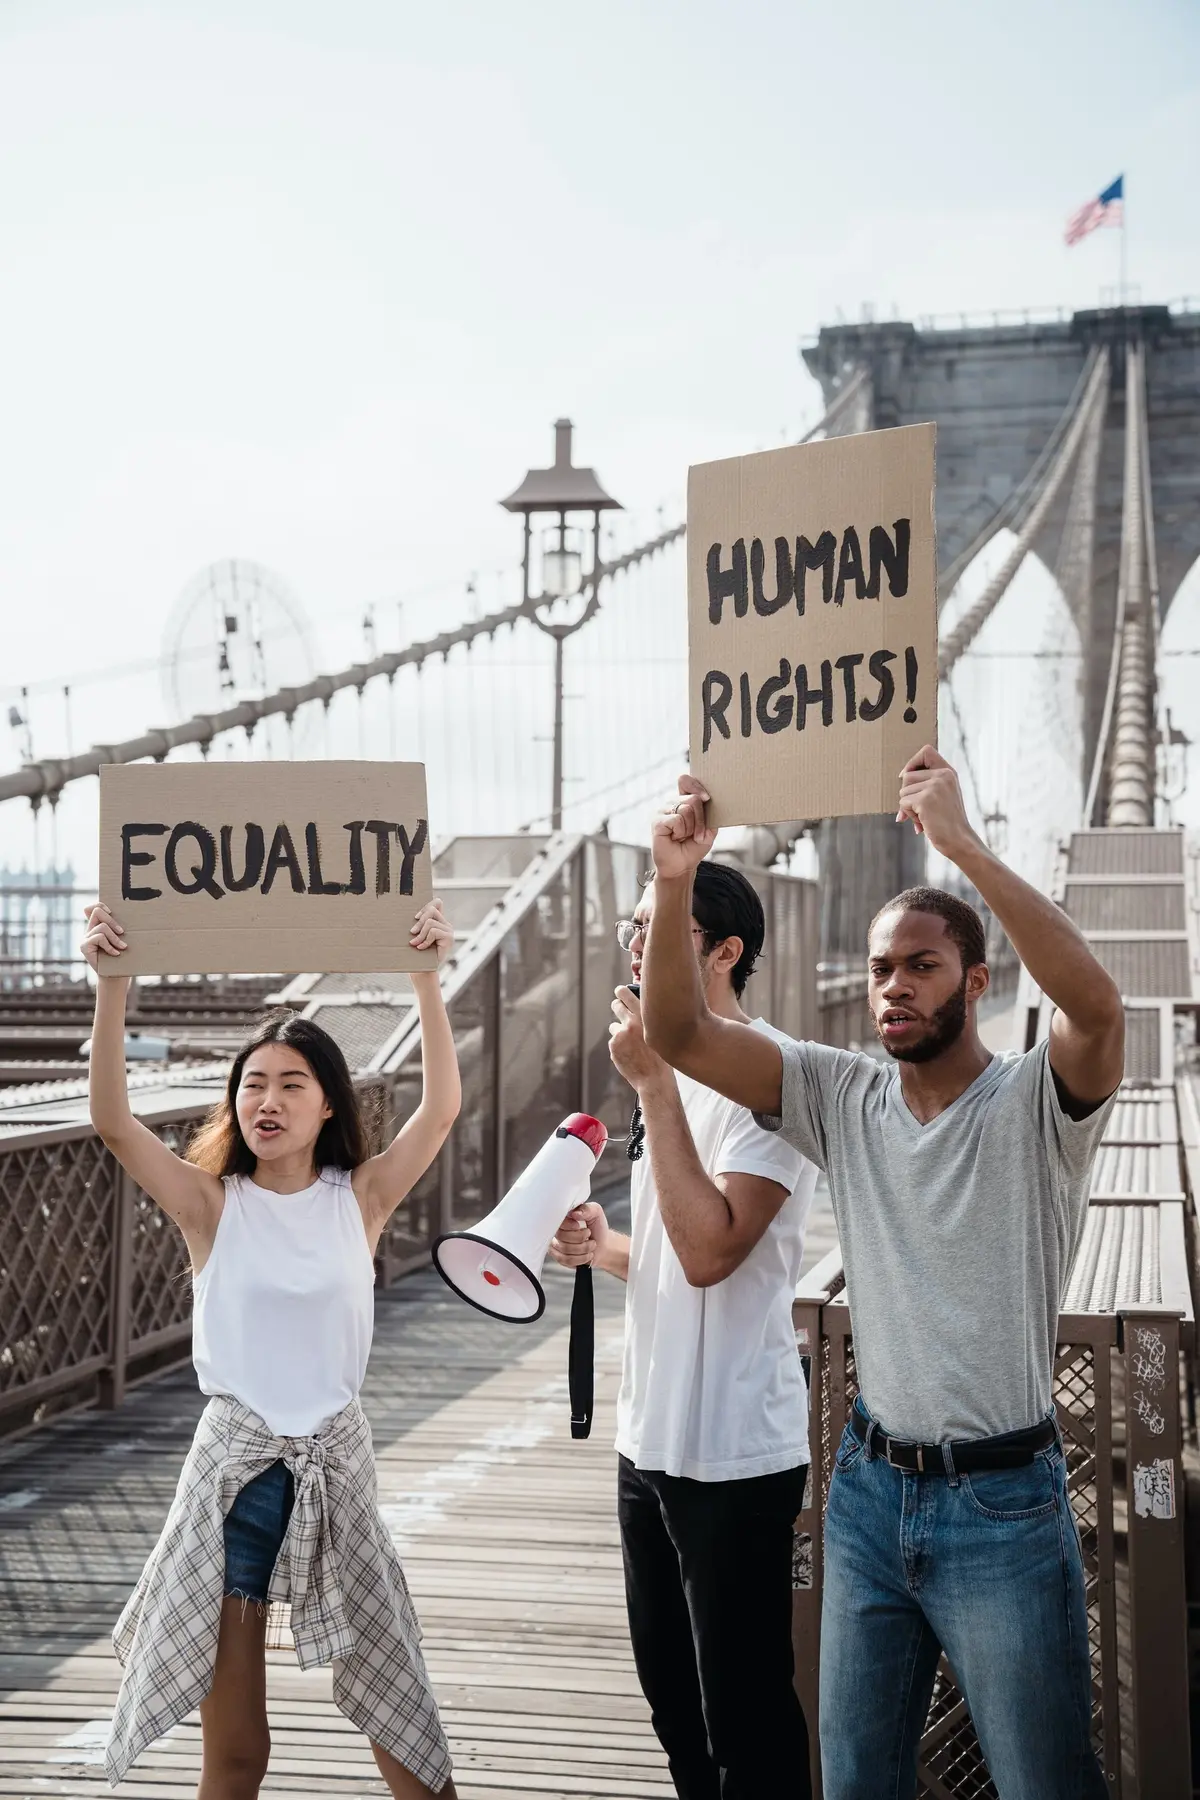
[620,995,790,1285]
[354,900,461,1244]
[83,905,222,1260]
[640,777,784,1117]
[898,747,1124,1106]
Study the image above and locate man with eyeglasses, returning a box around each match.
[550,858,818,1800]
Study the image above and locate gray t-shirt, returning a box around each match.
[757,1037,1115,1441]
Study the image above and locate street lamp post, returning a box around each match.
[501,420,622,831]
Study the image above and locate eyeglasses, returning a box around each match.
[615,919,706,952]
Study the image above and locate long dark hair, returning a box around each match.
[186,1011,367,1177]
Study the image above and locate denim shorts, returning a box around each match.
[223,1460,295,1604]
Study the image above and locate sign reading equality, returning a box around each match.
[98,761,436,976]
[687,423,938,827]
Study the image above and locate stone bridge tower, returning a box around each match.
[802,303,1200,960]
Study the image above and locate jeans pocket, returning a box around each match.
[961,1451,1058,1521]
[832,1422,864,1476]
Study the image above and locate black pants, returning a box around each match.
[618,1454,812,1800]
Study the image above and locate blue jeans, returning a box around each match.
[820,1402,1105,1800]
[223,1459,295,1604]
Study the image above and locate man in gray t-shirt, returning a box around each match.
[640,748,1124,1800]
[769,1033,1110,1445]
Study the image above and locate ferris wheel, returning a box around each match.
[161,559,318,752]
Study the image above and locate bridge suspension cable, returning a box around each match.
[1054,351,1108,626]
[938,347,1103,602]
[1140,363,1172,801]
[1,374,880,813]
[937,348,1111,679]
[1089,343,1156,827]
[0,526,685,807]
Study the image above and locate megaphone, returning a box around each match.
[431,1113,608,1322]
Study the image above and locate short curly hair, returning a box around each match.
[869,886,987,971]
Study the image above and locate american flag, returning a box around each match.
[1065,176,1124,247]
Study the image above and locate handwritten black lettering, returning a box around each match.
[859,649,897,722]
[795,661,834,729]
[395,819,429,896]
[219,824,265,893]
[343,822,367,896]
[795,533,836,613]
[305,823,345,895]
[261,824,305,895]
[363,821,394,896]
[121,824,166,901]
[165,823,223,900]
[903,647,918,722]
[835,653,864,722]
[701,672,733,751]
[834,528,866,605]
[756,659,794,733]
[116,814,430,904]
[706,540,748,624]
[697,644,909,757]
[866,519,911,598]
[751,538,793,617]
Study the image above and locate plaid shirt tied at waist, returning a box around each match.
[105,1393,451,1791]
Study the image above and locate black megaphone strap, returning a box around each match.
[569,1264,594,1440]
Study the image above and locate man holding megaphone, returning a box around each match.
[550,860,818,1800]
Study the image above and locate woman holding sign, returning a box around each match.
[82,899,461,1800]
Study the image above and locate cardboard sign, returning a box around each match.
[687,423,937,827]
[98,761,436,976]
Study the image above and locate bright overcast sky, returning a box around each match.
[1,0,1198,875]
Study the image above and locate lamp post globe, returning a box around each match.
[500,420,622,831]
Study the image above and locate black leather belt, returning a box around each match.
[848,1401,1056,1475]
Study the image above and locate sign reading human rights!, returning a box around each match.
[98,761,436,976]
[687,423,938,826]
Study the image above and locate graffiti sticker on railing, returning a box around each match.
[1133,1458,1176,1520]
[1130,1323,1168,1390]
[1130,1323,1169,1438]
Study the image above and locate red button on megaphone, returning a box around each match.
[432,1114,608,1321]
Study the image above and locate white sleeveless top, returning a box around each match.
[192,1167,376,1437]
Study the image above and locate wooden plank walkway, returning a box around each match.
[0,1182,836,1799]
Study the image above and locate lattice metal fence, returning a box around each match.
[792,1276,1132,1798]
[0,1082,423,1435]
[0,1129,116,1410]
[127,1121,196,1361]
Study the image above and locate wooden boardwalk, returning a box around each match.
[0,1183,836,1799]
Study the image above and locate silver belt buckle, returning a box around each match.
[885,1437,924,1472]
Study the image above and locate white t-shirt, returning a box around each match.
[614,1018,817,1481]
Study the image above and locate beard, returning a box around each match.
[875,973,969,1064]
